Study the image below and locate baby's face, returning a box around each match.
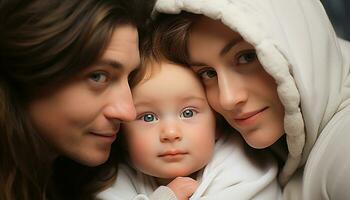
[123,62,216,181]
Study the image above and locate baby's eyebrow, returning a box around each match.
[181,96,207,103]
[133,101,153,108]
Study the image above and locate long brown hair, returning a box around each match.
[0,0,154,199]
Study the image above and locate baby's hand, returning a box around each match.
[167,177,198,200]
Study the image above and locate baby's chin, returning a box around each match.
[154,170,199,186]
[147,166,199,178]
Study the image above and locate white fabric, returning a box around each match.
[98,134,281,200]
[155,0,350,199]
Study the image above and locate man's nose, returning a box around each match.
[103,81,136,122]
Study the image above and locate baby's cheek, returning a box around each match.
[128,138,154,169]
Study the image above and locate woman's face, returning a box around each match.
[188,17,285,149]
[28,24,139,166]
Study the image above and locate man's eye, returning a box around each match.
[180,108,197,119]
[199,70,217,80]
[89,72,108,83]
[237,51,257,64]
[140,113,158,122]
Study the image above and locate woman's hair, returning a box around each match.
[0,0,154,199]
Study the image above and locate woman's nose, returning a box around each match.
[218,73,248,111]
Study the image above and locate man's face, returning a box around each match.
[28,24,140,166]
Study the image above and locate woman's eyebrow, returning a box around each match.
[220,37,243,56]
[189,61,207,67]
[188,36,243,67]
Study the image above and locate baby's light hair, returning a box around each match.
[130,12,200,88]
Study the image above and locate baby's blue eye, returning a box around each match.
[142,114,157,122]
[89,72,108,83]
[181,109,195,118]
[237,52,257,64]
[199,70,217,80]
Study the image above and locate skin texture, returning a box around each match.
[188,17,285,149]
[28,25,139,167]
[122,62,215,187]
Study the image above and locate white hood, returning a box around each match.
[155,0,350,184]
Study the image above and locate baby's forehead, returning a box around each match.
[136,59,200,84]
[132,61,207,100]
[150,61,202,85]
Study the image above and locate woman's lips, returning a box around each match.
[234,107,268,126]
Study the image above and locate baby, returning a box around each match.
[98,54,281,200]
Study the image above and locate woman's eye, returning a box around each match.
[199,70,217,80]
[237,51,257,64]
[140,113,158,122]
[89,72,108,83]
[180,108,197,119]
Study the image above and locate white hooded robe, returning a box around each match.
[155,0,350,199]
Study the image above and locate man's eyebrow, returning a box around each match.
[95,59,122,69]
[220,37,243,56]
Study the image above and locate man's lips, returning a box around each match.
[89,130,118,141]
[89,124,120,138]
[90,132,117,137]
